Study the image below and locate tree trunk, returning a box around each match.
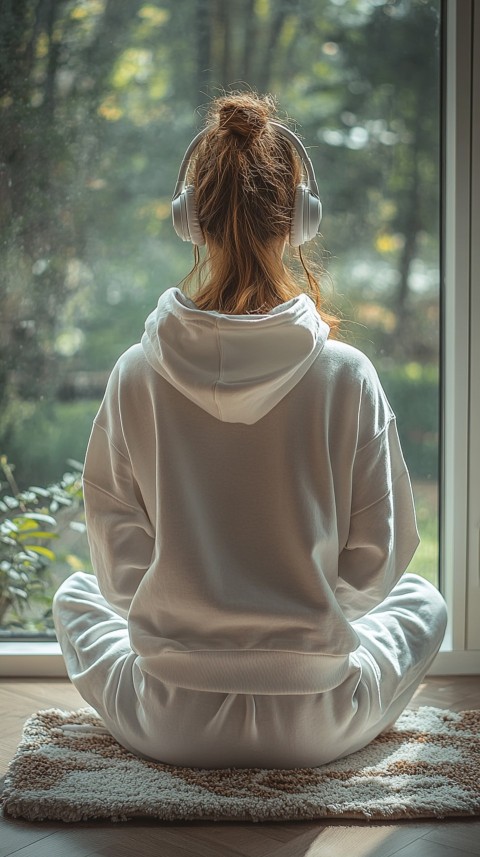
[257,1,293,93]
[195,0,212,101]
[242,0,257,83]
[43,0,60,122]
[396,140,420,323]
[218,0,233,86]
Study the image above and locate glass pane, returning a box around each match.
[0,0,440,638]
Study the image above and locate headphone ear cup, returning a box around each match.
[172,191,189,241]
[184,185,205,246]
[289,184,323,247]
[172,186,205,245]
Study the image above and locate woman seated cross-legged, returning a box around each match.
[53,92,447,769]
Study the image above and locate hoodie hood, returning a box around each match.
[141,287,329,424]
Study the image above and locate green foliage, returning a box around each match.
[378,361,439,479]
[0,399,99,489]
[0,457,84,631]
[407,480,439,586]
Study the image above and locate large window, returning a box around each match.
[0,1,442,642]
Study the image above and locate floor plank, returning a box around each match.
[387,838,476,857]
[422,820,480,856]
[0,817,61,857]
[272,822,438,857]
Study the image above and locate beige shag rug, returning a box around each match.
[1,706,479,823]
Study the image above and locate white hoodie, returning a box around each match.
[82,287,419,696]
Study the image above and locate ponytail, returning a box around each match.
[182,92,340,333]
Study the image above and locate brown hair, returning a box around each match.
[183,92,339,333]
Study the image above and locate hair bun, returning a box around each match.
[216,95,272,142]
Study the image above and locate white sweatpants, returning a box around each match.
[53,572,447,769]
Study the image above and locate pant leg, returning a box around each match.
[52,571,153,755]
[335,572,448,757]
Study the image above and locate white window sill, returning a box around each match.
[0,642,67,677]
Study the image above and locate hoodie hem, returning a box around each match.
[136,648,354,695]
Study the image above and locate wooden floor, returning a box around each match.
[0,675,479,857]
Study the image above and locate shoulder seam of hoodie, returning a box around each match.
[92,420,130,462]
[355,414,396,454]
[82,477,141,512]
[349,468,409,519]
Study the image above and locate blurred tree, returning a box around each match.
[326,0,441,335]
[0,0,441,487]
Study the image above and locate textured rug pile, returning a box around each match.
[2,706,479,823]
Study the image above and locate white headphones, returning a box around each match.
[171,121,322,248]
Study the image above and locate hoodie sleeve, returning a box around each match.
[82,365,155,619]
[335,364,420,622]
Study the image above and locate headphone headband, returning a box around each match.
[172,128,211,200]
[172,121,319,200]
[171,120,322,247]
[269,122,320,197]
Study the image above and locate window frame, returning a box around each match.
[429,0,480,675]
[1,0,479,677]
